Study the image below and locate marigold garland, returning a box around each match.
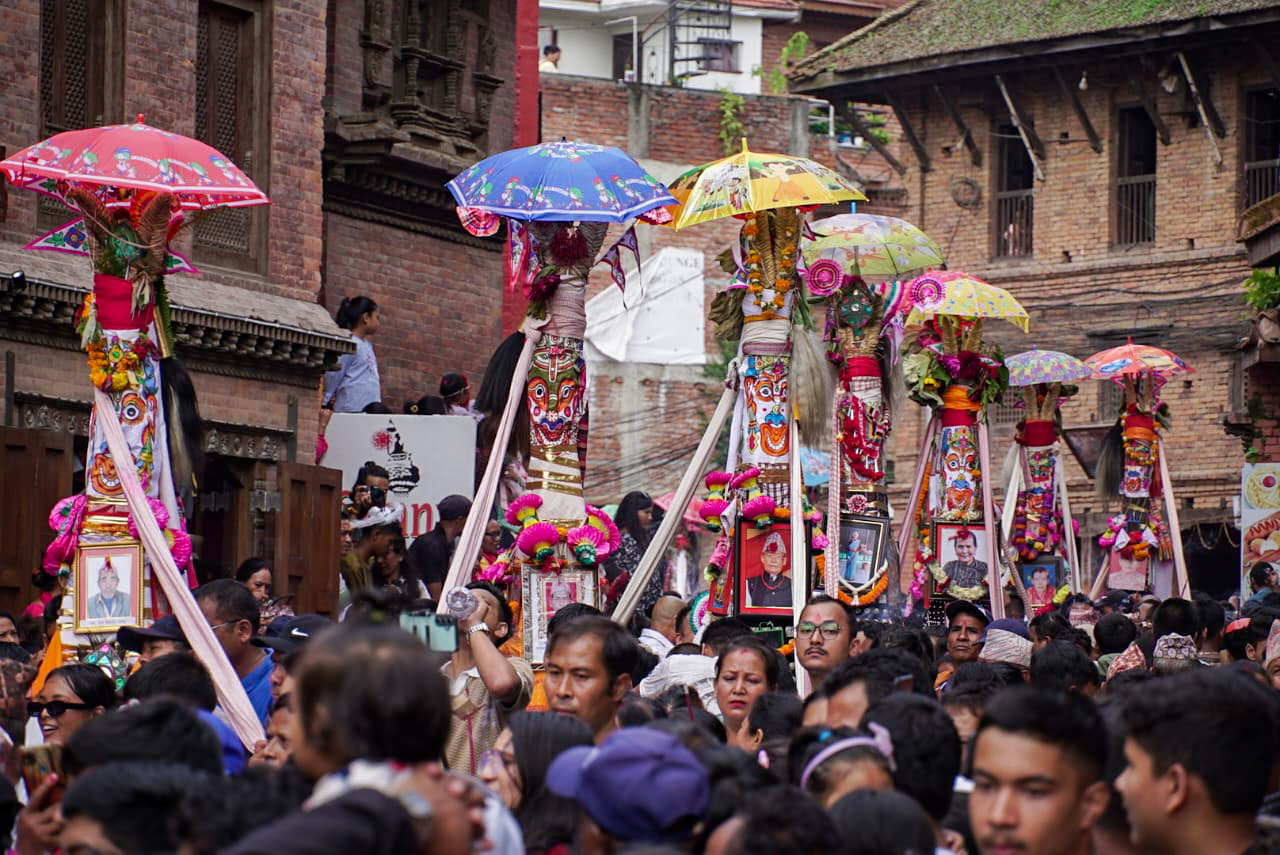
[836,569,889,607]
[742,213,799,316]
[86,333,153,392]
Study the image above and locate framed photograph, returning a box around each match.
[934,524,991,592]
[74,541,144,634]
[1106,549,1149,592]
[1020,556,1062,612]
[522,566,598,665]
[736,522,795,616]
[837,515,889,588]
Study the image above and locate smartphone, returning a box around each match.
[20,744,64,803]
[399,610,459,653]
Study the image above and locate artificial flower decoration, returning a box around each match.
[584,505,621,560]
[566,524,605,566]
[517,521,561,563]
[506,494,543,529]
[700,471,733,531]
[731,466,775,529]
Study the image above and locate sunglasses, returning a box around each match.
[795,620,842,640]
[29,700,95,719]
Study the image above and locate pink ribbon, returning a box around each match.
[93,388,265,748]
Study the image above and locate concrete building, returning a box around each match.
[790,0,1280,596]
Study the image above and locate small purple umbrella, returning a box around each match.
[1006,348,1092,387]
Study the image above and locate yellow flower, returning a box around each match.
[111,373,128,392]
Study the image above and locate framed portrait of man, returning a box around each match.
[1020,557,1062,612]
[522,565,598,665]
[935,525,990,592]
[75,542,143,633]
[1106,548,1149,592]
[736,522,794,616]
[837,515,889,589]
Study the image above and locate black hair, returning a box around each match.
[543,43,560,55]
[669,642,701,657]
[0,611,16,629]
[800,594,852,634]
[789,725,892,802]
[507,711,594,852]
[1103,668,1156,699]
[1031,640,1100,693]
[295,623,450,765]
[123,652,218,711]
[362,401,392,414]
[1095,701,1133,836]
[822,646,931,704]
[1194,594,1225,639]
[235,557,271,584]
[674,603,692,636]
[1123,668,1280,816]
[46,663,116,710]
[941,680,1000,719]
[159,355,204,498]
[476,332,530,461]
[828,789,937,855]
[745,691,802,742]
[334,295,377,330]
[62,762,212,853]
[172,764,312,854]
[618,695,667,727]
[545,615,639,683]
[949,661,999,692]
[1067,627,1094,656]
[975,685,1106,781]
[545,602,602,637]
[440,372,469,403]
[1250,562,1272,589]
[720,785,839,854]
[880,626,937,686]
[614,491,654,547]
[1006,592,1026,620]
[466,580,515,644]
[987,661,1029,687]
[406,395,447,415]
[1095,612,1138,655]
[1222,608,1277,661]
[194,578,260,632]
[1029,610,1073,644]
[852,619,884,648]
[862,693,961,821]
[715,636,780,690]
[1152,597,1200,641]
[701,617,753,655]
[632,647,660,685]
[64,699,222,775]
[1060,593,1095,613]
[353,461,390,491]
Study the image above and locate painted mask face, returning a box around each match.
[941,426,978,515]
[743,355,789,462]
[1025,448,1054,485]
[527,337,585,449]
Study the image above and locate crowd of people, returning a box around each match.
[1,546,1279,855]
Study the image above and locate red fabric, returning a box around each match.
[940,406,978,427]
[1020,419,1057,446]
[841,356,881,381]
[93,273,154,330]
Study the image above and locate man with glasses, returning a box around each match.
[194,579,273,725]
[795,595,855,693]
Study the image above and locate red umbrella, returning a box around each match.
[0,115,268,212]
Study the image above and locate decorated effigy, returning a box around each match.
[998,348,1092,615]
[442,140,674,661]
[897,271,1027,619]
[0,117,269,745]
[799,214,942,613]
[610,142,864,645]
[1087,341,1193,598]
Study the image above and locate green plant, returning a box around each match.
[1244,268,1280,311]
[763,31,809,95]
[718,88,745,156]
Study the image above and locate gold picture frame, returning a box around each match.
[74,541,144,634]
[521,565,599,665]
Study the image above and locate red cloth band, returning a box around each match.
[940,407,978,427]
[93,273,155,331]
[841,356,881,381]
[1020,419,1057,447]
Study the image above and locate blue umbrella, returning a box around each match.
[447,140,676,222]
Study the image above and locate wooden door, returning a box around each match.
[0,428,74,613]
[275,461,343,617]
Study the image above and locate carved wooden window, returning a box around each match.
[994,123,1034,258]
[38,0,121,226]
[194,0,269,273]
[1114,106,1157,247]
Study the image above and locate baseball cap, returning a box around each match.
[251,614,334,656]
[1095,590,1131,612]
[117,615,187,653]
[978,617,1030,642]
[547,727,710,844]
[437,494,472,521]
[945,600,990,628]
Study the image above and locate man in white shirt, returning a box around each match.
[638,596,682,658]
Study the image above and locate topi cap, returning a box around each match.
[547,727,710,844]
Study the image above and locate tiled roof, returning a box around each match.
[792,0,1280,81]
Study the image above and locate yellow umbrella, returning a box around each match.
[663,140,865,230]
[903,270,1029,332]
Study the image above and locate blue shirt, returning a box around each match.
[323,337,381,413]
[243,649,275,726]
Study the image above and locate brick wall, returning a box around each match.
[322,215,505,409]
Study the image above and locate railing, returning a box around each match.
[1115,174,1156,246]
[1245,158,1280,209]
[994,188,1033,258]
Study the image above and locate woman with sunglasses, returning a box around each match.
[477,711,592,855]
[30,663,115,745]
